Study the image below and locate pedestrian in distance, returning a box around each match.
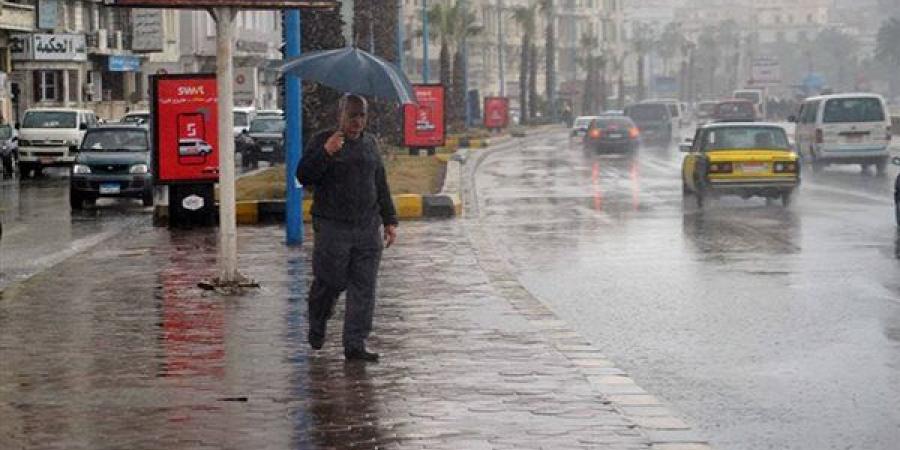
[296,94,398,363]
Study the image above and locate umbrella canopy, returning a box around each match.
[279,47,416,104]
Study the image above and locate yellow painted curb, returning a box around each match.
[394,194,424,219]
[236,201,259,225]
[435,153,451,163]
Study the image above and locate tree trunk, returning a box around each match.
[452,50,466,130]
[599,60,607,111]
[440,39,451,87]
[520,37,529,124]
[529,44,538,120]
[583,57,595,115]
[637,54,646,102]
[545,13,555,120]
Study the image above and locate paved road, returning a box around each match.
[472,127,900,450]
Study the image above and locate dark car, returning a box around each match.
[713,99,757,123]
[0,124,17,176]
[894,157,900,226]
[70,125,153,209]
[625,102,673,145]
[582,116,641,154]
[241,117,286,169]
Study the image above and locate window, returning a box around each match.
[823,98,885,123]
[33,71,59,102]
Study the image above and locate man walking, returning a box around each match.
[296,94,398,362]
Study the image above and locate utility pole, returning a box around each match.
[212,7,239,282]
[462,0,471,128]
[284,10,303,246]
[498,0,505,96]
[422,0,430,83]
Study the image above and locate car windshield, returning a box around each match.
[81,130,148,152]
[22,111,77,129]
[250,119,285,133]
[0,125,12,139]
[122,114,148,124]
[594,118,635,129]
[704,127,791,151]
[234,112,250,127]
[573,117,595,129]
[734,92,761,103]
[627,104,669,121]
[822,97,885,123]
[717,102,755,116]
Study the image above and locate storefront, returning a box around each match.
[10,32,88,119]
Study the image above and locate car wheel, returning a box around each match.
[876,158,888,177]
[142,189,154,207]
[782,192,793,208]
[69,191,83,210]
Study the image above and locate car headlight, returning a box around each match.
[72,164,91,174]
[130,164,149,174]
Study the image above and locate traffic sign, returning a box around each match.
[749,58,781,87]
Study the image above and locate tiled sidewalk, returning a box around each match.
[0,220,705,449]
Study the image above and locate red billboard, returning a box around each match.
[151,74,220,184]
[403,84,446,148]
[484,97,510,129]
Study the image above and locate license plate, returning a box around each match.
[847,134,863,143]
[741,163,768,173]
[608,133,624,139]
[99,183,120,194]
[39,157,53,164]
[261,146,274,153]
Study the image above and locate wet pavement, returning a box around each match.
[0,220,666,449]
[471,128,900,449]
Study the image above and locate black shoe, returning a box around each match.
[308,332,324,350]
[344,348,379,362]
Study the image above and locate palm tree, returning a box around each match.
[658,22,685,76]
[577,33,606,114]
[299,9,346,140]
[696,27,719,97]
[876,19,900,95]
[631,22,655,102]
[538,0,556,119]
[511,3,537,124]
[353,1,400,141]
[425,3,457,87]
[450,3,481,129]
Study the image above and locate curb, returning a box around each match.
[463,125,712,449]
[235,193,461,225]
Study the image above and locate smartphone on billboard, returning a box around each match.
[415,105,435,135]
[176,113,208,165]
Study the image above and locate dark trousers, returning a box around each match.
[307,216,383,351]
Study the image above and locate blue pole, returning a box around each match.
[397,0,404,71]
[422,0,430,83]
[285,10,303,246]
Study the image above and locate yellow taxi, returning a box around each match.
[681,123,799,208]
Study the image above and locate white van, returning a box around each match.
[734,89,765,120]
[794,93,891,174]
[233,106,256,137]
[17,108,98,177]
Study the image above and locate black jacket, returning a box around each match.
[297,130,398,226]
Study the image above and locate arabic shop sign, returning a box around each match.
[10,33,87,62]
[109,55,142,72]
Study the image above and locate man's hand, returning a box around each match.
[384,224,397,248]
[324,131,345,155]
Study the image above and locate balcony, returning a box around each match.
[0,1,35,32]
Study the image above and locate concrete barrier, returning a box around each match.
[235,193,460,225]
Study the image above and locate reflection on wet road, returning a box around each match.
[474,129,900,450]
[0,169,146,290]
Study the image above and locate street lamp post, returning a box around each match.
[422,0,430,83]
[462,0,470,128]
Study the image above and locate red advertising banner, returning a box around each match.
[403,84,446,148]
[151,74,220,184]
[484,97,510,129]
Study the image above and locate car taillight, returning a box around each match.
[629,127,640,139]
[708,162,733,174]
[774,162,798,173]
[815,128,824,144]
[589,129,602,139]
